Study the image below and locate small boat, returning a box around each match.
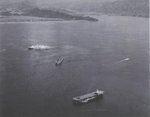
[55,57,64,66]
[28,45,50,50]
[73,90,104,104]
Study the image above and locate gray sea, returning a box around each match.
[0,16,149,117]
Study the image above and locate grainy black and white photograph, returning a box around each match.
[0,0,149,117]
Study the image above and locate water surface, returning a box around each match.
[0,16,149,117]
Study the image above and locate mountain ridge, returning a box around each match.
[0,0,149,19]
[0,6,98,21]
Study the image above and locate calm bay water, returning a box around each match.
[0,16,149,117]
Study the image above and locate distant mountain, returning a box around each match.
[0,0,148,19]
[98,0,149,17]
[0,7,98,21]
[0,1,98,21]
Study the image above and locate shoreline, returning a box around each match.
[0,16,64,23]
[0,15,148,23]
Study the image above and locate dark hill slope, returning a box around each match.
[0,7,98,21]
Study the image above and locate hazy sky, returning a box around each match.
[0,0,117,10]
[0,0,117,4]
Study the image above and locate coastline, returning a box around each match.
[0,16,64,22]
[0,14,149,23]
